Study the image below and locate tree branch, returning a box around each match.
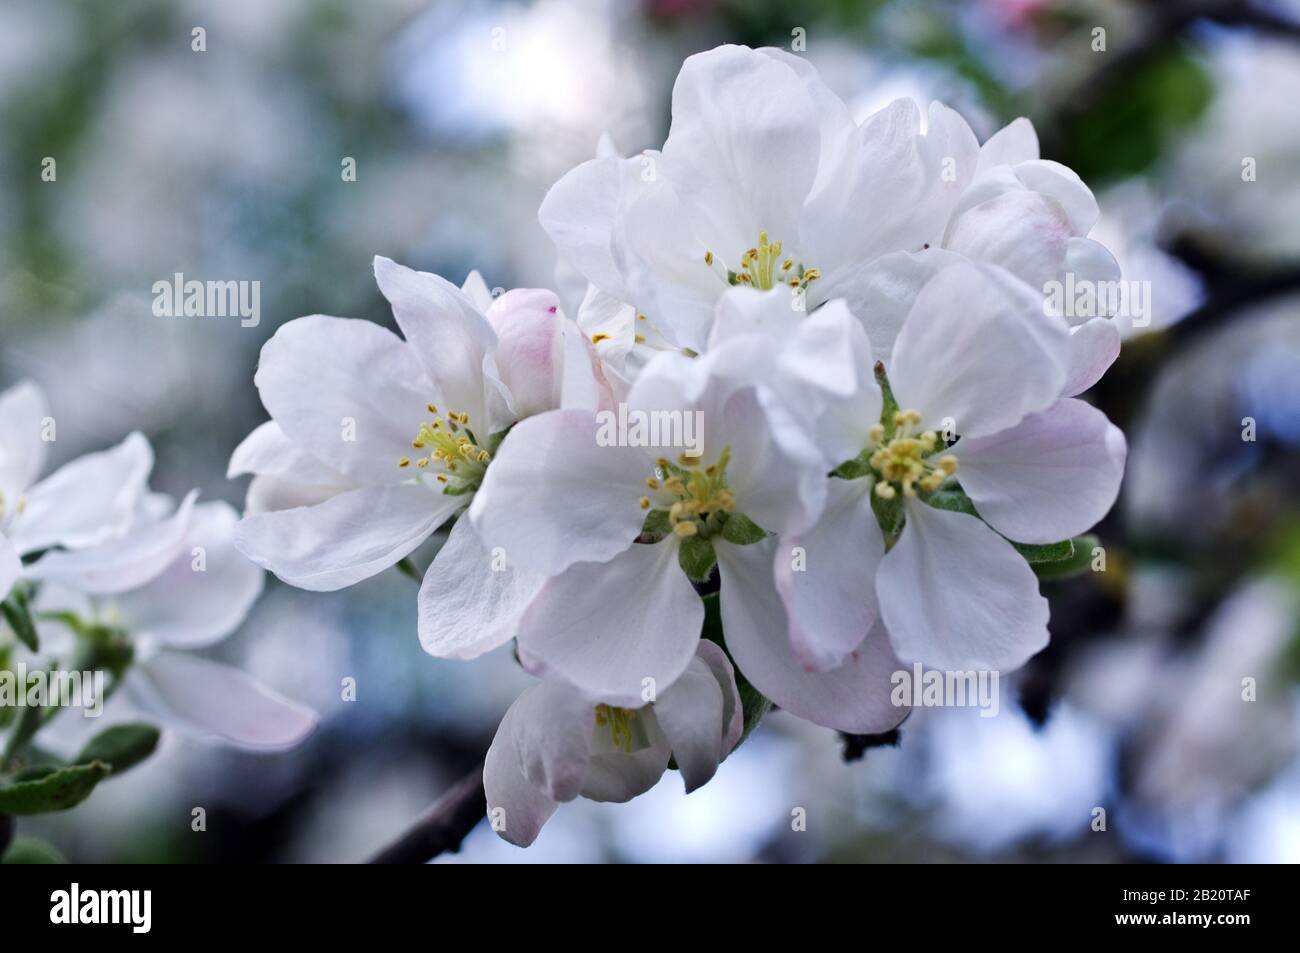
[368,762,486,864]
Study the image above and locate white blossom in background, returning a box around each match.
[32,496,317,751]
[0,380,153,601]
[484,641,743,847]
[231,257,610,661]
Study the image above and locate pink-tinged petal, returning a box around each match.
[254,315,434,486]
[234,483,458,591]
[28,491,197,595]
[508,681,596,802]
[111,501,264,649]
[716,537,908,734]
[889,263,1069,439]
[417,517,545,661]
[483,696,560,847]
[132,652,318,751]
[654,652,726,792]
[974,117,1040,178]
[373,257,511,431]
[0,380,49,503]
[692,639,743,754]
[469,409,651,576]
[0,532,19,601]
[1063,318,1121,396]
[775,478,883,671]
[485,288,563,419]
[955,398,1127,544]
[945,189,1074,292]
[517,541,703,709]
[8,432,153,555]
[878,501,1049,671]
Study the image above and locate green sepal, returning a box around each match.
[870,483,904,536]
[1034,535,1102,581]
[923,487,1075,564]
[75,723,160,777]
[1,587,39,652]
[0,761,110,814]
[719,513,767,546]
[677,535,717,583]
[640,508,672,539]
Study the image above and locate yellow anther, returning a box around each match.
[591,333,610,344]
[646,477,659,490]
[868,423,885,443]
[875,482,897,500]
[398,457,411,468]
[673,521,699,538]
[639,496,651,510]
[704,251,713,266]
[427,403,438,414]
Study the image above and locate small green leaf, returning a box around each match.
[923,487,979,518]
[0,761,110,814]
[871,486,903,536]
[1,587,39,652]
[677,535,717,582]
[720,513,767,545]
[1034,535,1102,581]
[3,836,66,864]
[76,723,160,776]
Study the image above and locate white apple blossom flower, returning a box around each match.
[231,257,609,661]
[32,495,317,751]
[720,264,1127,675]
[540,44,1117,356]
[469,330,838,708]
[484,641,743,847]
[0,380,154,601]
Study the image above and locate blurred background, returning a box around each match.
[2,0,1299,863]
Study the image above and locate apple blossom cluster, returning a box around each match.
[229,45,1126,847]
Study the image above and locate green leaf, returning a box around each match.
[1,587,39,652]
[2,836,66,864]
[1034,535,1102,581]
[75,723,160,776]
[677,535,717,583]
[720,513,767,546]
[0,762,110,814]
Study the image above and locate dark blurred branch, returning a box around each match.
[368,763,486,864]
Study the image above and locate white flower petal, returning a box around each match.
[8,432,153,555]
[469,409,651,576]
[485,288,567,419]
[374,256,512,432]
[517,541,703,708]
[1063,318,1121,397]
[234,483,457,591]
[417,517,546,661]
[254,315,434,486]
[878,501,1049,671]
[132,652,318,751]
[974,117,1040,177]
[662,45,823,263]
[460,269,496,312]
[716,537,907,734]
[112,501,264,649]
[507,681,596,802]
[692,639,744,754]
[654,652,726,792]
[227,421,348,486]
[775,478,884,671]
[889,263,1069,439]
[28,490,197,595]
[484,697,559,847]
[955,398,1127,544]
[580,718,671,803]
[0,380,49,503]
